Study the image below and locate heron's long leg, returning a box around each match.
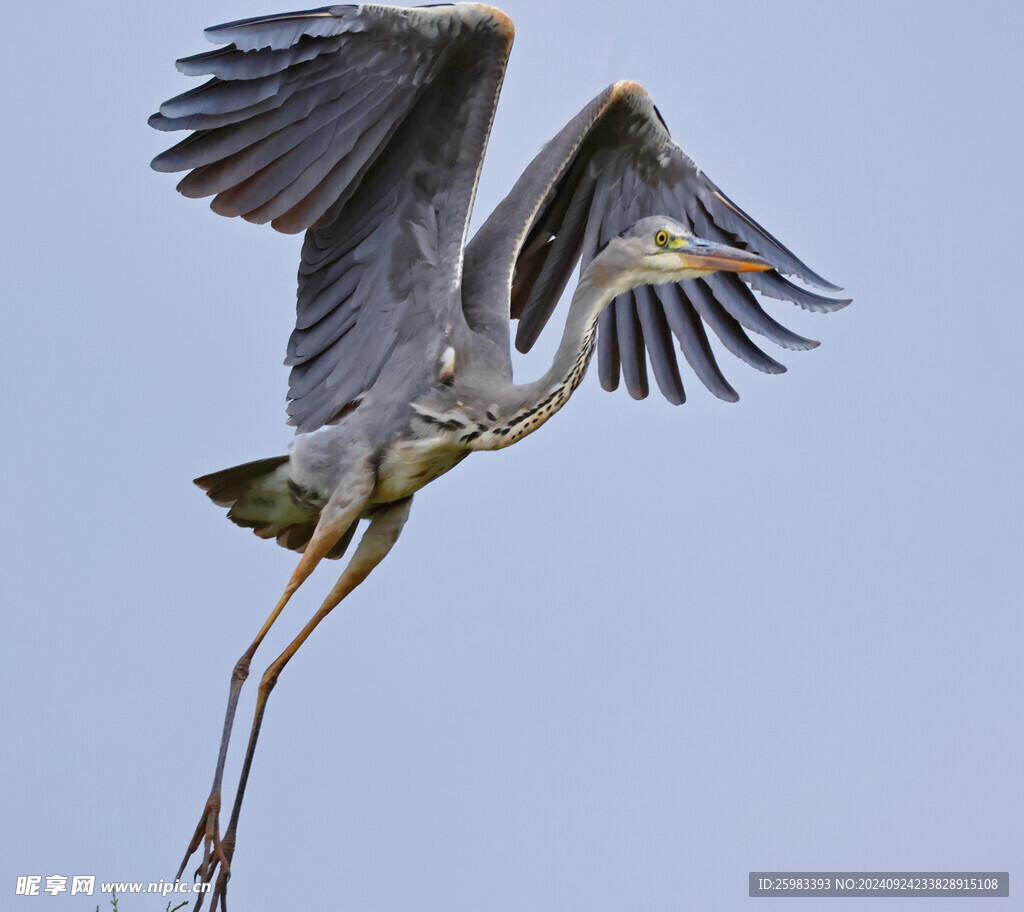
[177,517,359,882]
[207,496,413,911]
[182,467,376,905]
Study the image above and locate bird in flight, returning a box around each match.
[150,3,848,907]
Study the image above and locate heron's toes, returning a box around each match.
[177,794,231,908]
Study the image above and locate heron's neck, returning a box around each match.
[531,273,611,395]
[481,269,620,448]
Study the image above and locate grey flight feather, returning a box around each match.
[684,279,787,376]
[656,284,739,403]
[616,292,649,400]
[635,286,686,405]
[597,305,621,393]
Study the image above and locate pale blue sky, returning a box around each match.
[2,1,1021,910]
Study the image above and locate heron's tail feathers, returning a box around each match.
[194,456,355,559]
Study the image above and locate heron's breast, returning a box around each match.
[372,437,469,504]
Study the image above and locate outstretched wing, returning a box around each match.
[464,81,849,405]
[151,4,514,431]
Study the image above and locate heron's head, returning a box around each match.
[601,216,771,292]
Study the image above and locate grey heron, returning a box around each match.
[150,3,848,906]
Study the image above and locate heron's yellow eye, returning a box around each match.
[655,230,669,248]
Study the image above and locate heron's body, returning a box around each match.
[223,250,626,532]
[229,308,585,528]
[150,4,848,907]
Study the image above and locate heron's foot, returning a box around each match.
[177,793,231,907]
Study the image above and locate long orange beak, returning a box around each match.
[675,236,772,273]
